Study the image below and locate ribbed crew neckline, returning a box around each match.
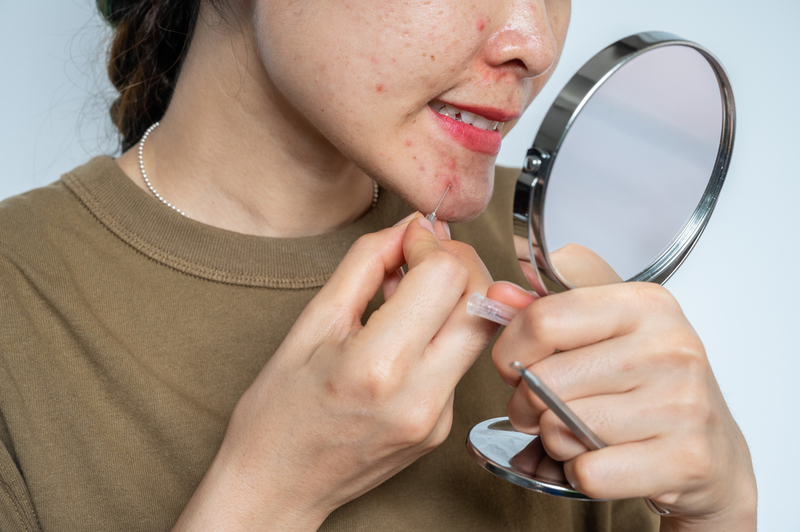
[62,156,412,289]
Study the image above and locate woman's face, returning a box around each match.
[250,0,570,221]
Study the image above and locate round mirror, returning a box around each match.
[468,31,735,502]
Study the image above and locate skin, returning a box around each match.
[112,0,756,530]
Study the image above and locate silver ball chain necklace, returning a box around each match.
[138,122,380,218]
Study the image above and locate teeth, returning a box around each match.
[433,101,501,132]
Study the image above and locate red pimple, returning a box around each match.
[476,17,486,32]
[375,83,385,92]
[405,139,413,147]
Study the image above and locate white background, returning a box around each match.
[1,0,798,530]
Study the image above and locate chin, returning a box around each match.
[440,192,492,223]
[397,180,493,224]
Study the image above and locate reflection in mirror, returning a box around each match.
[543,45,723,286]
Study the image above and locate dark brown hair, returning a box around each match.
[98,0,203,151]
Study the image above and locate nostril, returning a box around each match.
[504,58,528,71]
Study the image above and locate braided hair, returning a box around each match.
[98,0,203,151]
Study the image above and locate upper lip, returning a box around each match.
[432,99,522,123]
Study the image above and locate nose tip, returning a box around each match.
[484,2,558,79]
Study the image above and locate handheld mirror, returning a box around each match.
[465,32,735,506]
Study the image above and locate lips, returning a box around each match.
[431,100,501,132]
[428,100,513,155]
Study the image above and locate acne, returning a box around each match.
[476,17,486,32]
[370,55,380,65]
[405,139,413,147]
[375,83,385,93]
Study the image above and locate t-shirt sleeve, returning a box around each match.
[0,420,41,532]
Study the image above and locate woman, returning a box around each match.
[0,0,756,530]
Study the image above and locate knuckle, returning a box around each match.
[426,410,452,449]
[631,282,680,312]
[394,400,442,447]
[538,412,572,460]
[663,333,708,376]
[418,250,469,285]
[678,436,715,484]
[521,300,559,344]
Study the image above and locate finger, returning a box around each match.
[416,240,500,388]
[434,219,451,241]
[381,268,404,301]
[487,281,539,310]
[563,439,679,504]
[550,243,623,288]
[491,283,679,384]
[531,391,667,462]
[363,217,468,356]
[303,223,410,333]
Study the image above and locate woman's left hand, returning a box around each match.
[488,280,757,532]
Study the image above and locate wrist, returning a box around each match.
[173,431,330,531]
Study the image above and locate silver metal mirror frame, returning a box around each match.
[512,31,736,290]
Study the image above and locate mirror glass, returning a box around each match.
[543,45,723,284]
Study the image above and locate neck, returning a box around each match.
[115,5,376,238]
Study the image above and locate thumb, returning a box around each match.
[550,243,623,288]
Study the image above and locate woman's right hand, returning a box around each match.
[173,214,498,531]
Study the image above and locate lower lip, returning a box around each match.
[429,106,502,156]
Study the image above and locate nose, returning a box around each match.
[484,0,558,79]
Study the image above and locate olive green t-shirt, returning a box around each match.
[0,157,657,531]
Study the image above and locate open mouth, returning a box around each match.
[429,100,503,133]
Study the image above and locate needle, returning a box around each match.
[425,186,451,226]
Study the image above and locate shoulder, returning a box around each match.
[0,157,112,263]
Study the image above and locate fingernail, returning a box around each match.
[496,281,540,298]
[418,216,436,236]
[395,267,405,279]
[393,212,418,227]
[441,220,451,238]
